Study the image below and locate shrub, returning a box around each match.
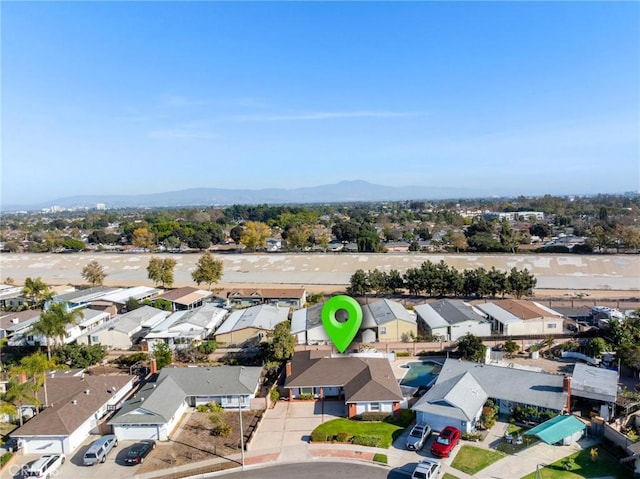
[211,422,232,437]
[311,430,329,442]
[461,432,483,442]
[352,435,382,447]
[112,352,148,366]
[198,340,218,354]
[395,351,411,357]
[373,453,388,464]
[335,432,351,443]
[0,452,14,468]
[299,393,315,400]
[270,388,280,403]
[196,405,210,413]
[360,412,390,422]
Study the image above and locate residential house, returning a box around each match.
[569,363,618,420]
[91,286,161,314]
[10,373,135,454]
[156,287,214,311]
[1,310,40,342]
[76,306,170,349]
[284,350,404,418]
[223,287,307,309]
[143,304,228,350]
[108,366,262,441]
[475,300,564,336]
[412,358,568,433]
[47,286,117,311]
[361,299,417,342]
[415,299,491,341]
[214,304,289,345]
[290,303,330,345]
[0,284,25,310]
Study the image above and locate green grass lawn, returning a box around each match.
[442,474,461,479]
[520,447,634,479]
[450,445,506,475]
[311,418,405,448]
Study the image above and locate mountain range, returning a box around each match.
[3,180,488,211]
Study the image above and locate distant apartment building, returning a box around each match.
[484,211,545,221]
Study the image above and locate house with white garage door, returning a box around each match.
[108,366,262,441]
[10,373,135,454]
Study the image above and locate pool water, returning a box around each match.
[399,361,441,388]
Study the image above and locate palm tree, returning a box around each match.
[19,352,61,408]
[31,302,83,360]
[21,277,53,309]
[3,377,40,426]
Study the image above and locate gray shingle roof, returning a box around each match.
[571,363,618,403]
[109,376,185,425]
[413,372,488,420]
[363,299,416,327]
[290,303,323,334]
[215,304,288,335]
[416,299,488,326]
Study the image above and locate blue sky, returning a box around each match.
[2,1,639,206]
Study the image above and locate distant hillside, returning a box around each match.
[2,180,486,211]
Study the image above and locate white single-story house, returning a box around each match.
[284,350,404,418]
[415,299,491,341]
[290,303,330,345]
[475,300,564,336]
[155,287,214,311]
[413,358,568,433]
[223,287,307,309]
[2,310,41,344]
[10,373,135,454]
[108,366,262,441]
[143,304,228,350]
[76,306,170,349]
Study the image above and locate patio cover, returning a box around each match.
[525,415,586,445]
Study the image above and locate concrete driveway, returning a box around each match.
[249,401,345,459]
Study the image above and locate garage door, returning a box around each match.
[417,412,458,433]
[22,437,64,454]
[113,425,159,441]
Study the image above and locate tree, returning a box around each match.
[499,219,519,253]
[503,340,519,359]
[31,302,83,360]
[529,223,552,239]
[81,260,107,287]
[147,257,177,287]
[449,231,468,253]
[347,269,369,296]
[240,221,271,250]
[19,352,60,408]
[22,277,53,309]
[132,227,155,250]
[125,297,141,311]
[187,230,211,250]
[506,268,537,299]
[269,320,296,361]
[192,251,223,290]
[230,225,244,245]
[2,376,40,426]
[457,333,486,362]
[332,220,359,242]
[588,337,611,359]
[285,224,313,250]
[152,341,173,370]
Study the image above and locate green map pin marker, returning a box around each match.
[321,295,363,354]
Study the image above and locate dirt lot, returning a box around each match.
[137,409,263,474]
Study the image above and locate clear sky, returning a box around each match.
[2,1,639,206]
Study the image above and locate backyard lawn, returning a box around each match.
[520,447,634,479]
[450,445,506,475]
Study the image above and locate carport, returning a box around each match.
[525,414,585,445]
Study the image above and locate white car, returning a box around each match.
[22,454,65,479]
[411,458,441,479]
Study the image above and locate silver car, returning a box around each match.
[406,422,432,451]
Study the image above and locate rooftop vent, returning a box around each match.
[84,389,90,395]
[72,400,77,405]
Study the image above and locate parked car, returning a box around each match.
[124,440,156,465]
[411,458,441,479]
[406,422,432,450]
[83,434,118,466]
[430,426,461,458]
[22,454,65,479]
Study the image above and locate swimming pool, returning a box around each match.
[399,361,442,388]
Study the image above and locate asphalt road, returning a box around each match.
[211,462,408,479]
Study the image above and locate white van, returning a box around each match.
[83,435,118,466]
[22,454,65,478]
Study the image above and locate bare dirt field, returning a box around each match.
[137,410,262,474]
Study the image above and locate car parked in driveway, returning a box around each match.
[124,440,156,465]
[430,426,461,458]
[406,422,432,451]
[411,458,441,479]
[83,434,118,465]
[22,454,65,479]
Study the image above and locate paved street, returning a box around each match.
[212,461,407,479]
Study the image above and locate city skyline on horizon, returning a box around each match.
[2,2,639,206]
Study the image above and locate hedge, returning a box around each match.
[352,435,382,447]
[0,452,14,468]
[359,412,390,422]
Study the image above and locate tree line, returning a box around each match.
[347,261,537,299]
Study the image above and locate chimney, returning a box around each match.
[563,376,572,412]
[285,361,292,378]
[150,359,157,374]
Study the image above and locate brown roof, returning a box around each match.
[224,287,306,299]
[12,374,135,437]
[493,299,551,320]
[158,287,212,304]
[285,351,402,403]
[0,310,40,329]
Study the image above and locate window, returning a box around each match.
[300,387,314,395]
[547,323,557,329]
[370,402,380,411]
[92,336,99,343]
[379,327,387,335]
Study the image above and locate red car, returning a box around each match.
[430,426,461,458]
